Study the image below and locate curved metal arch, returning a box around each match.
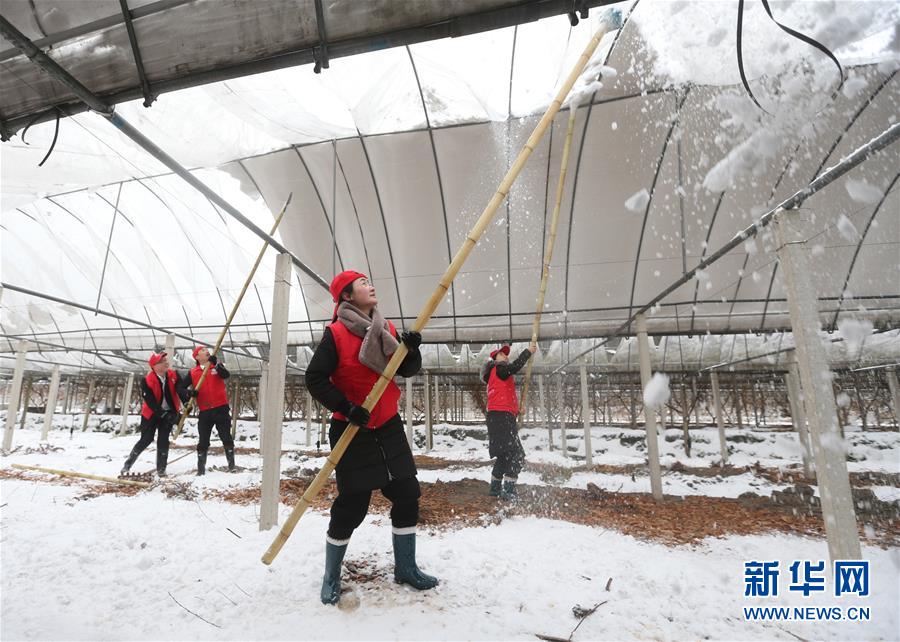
[829,172,900,330]
[236,160,315,343]
[561,0,641,336]
[405,45,458,342]
[292,146,345,272]
[333,145,374,280]
[357,133,406,328]
[625,88,691,331]
[687,191,725,334]
[756,71,897,332]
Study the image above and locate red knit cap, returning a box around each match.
[148,351,167,367]
[192,345,206,360]
[490,345,511,359]
[330,270,368,319]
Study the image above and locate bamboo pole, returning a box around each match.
[172,193,292,439]
[518,106,578,427]
[261,11,623,566]
[11,463,150,488]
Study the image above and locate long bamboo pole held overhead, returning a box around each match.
[172,193,292,440]
[518,107,578,427]
[261,9,624,566]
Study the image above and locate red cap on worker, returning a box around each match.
[192,346,206,360]
[330,270,368,319]
[148,351,167,367]
[490,345,511,359]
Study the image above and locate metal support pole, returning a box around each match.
[424,373,433,452]
[775,211,860,561]
[636,314,663,500]
[2,341,27,450]
[580,365,593,467]
[260,253,291,531]
[41,365,61,441]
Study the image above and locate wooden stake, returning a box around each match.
[172,193,292,439]
[518,106,578,426]
[11,463,150,488]
[260,13,623,566]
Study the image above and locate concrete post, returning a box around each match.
[260,253,291,531]
[785,363,813,477]
[2,341,27,450]
[538,374,551,450]
[118,373,135,436]
[558,374,567,456]
[305,390,313,447]
[636,314,663,500]
[405,377,414,447]
[424,373,433,452]
[18,377,32,432]
[710,371,728,464]
[81,378,96,432]
[775,211,860,561]
[886,369,900,429]
[580,365,593,467]
[41,366,61,441]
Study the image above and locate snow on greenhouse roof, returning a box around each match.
[1,1,899,373]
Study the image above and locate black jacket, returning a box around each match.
[480,349,532,384]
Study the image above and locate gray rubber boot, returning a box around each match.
[489,477,502,497]
[320,539,348,605]
[392,531,438,590]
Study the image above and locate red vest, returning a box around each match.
[141,370,182,419]
[190,365,229,411]
[329,320,401,429]
[487,365,519,413]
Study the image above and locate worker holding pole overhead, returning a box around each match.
[481,343,537,500]
[305,270,437,605]
[187,346,236,474]
[121,351,188,477]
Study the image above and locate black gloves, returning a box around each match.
[345,404,371,427]
[189,388,199,398]
[400,330,422,350]
[159,410,178,425]
[208,354,218,365]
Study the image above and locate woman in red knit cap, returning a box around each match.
[481,342,536,499]
[305,270,438,605]
[187,346,236,475]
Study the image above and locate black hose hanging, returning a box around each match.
[737,0,845,113]
[20,107,60,166]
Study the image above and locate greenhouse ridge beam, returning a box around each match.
[552,121,900,374]
[0,0,619,134]
[0,14,329,292]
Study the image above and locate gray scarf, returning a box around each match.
[336,302,399,373]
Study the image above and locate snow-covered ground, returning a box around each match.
[2,414,899,640]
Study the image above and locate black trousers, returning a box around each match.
[487,410,525,479]
[197,405,234,453]
[327,475,422,540]
[326,414,420,540]
[128,417,171,472]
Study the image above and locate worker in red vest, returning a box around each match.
[306,270,437,605]
[481,342,536,499]
[188,346,236,475]
[121,351,188,477]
